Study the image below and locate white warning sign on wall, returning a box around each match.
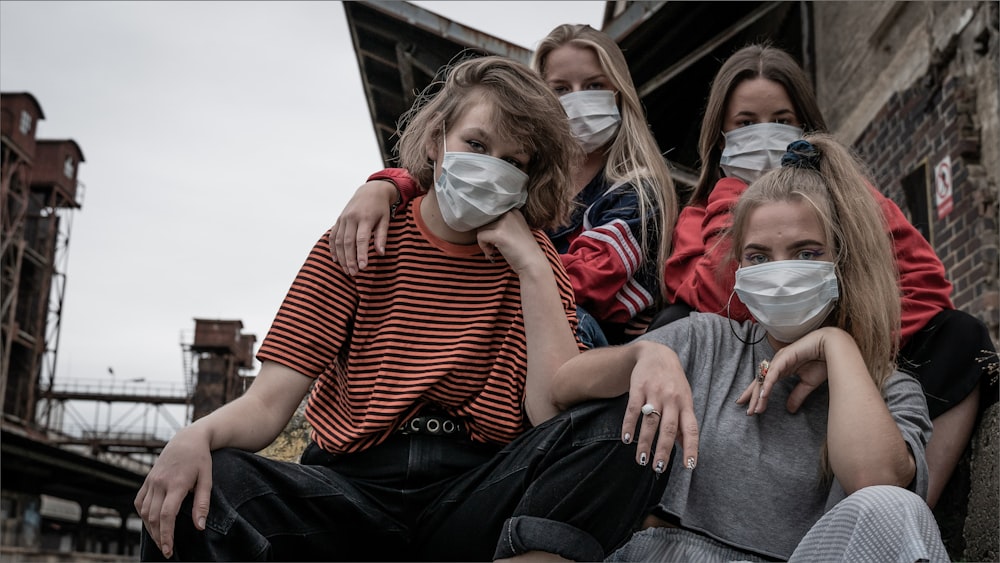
[935,155,954,219]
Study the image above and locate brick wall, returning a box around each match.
[854,75,1000,342]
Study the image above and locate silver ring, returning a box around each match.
[641,403,661,417]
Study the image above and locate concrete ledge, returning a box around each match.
[258,398,311,463]
[959,402,998,562]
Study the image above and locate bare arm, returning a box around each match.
[134,361,313,558]
[742,327,915,493]
[551,339,700,474]
[476,211,579,426]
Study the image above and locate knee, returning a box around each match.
[210,447,253,470]
[842,485,930,519]
[567,394,630,440]
[209,448,269,492]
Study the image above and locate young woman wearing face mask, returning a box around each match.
[657,43,997,509]
[550,135,949,562]
[133,56,666,562]
[328,24,678,348]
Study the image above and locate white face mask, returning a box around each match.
[720,122,804,184]
[434,134,529,232]
[560,90,621,154]
[734,260,839,343]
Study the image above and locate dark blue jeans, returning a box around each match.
[576,306,610,350]
[140,395,667,561]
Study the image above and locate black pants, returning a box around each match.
[140,395,668,561]
[898,308,999,419]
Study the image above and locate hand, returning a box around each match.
[329,180,398,275]
[737,327,836,415]
[621,341,700,474]
[134,426,214,559]
[475,210,546,274]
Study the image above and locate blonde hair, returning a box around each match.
[533,24,678,298]
[396,55,581,230]
[692,43,827,206]
[729,133,900,389]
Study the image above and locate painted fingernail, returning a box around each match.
[622,432,631,444]
[686,456,696,470]
[639,452,648,466]
[655,460,665,473]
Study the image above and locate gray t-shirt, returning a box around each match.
[638,313,932,560]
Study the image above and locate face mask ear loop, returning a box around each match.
[727,288,766,346]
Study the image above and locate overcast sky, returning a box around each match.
[0,1,605,433]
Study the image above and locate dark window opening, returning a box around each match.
[901,163,932,243]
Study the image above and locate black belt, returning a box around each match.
[398,414,465,437]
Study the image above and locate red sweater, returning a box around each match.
[663,177,954,345]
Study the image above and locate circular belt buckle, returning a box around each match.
[426,418,441,434]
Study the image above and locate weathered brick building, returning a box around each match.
[816,2,998,341]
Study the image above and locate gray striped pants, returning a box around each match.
[606,485,949,562]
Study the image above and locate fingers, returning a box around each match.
[331,216,373,276]
[626,403,699,475]
[634,407,665,469]
[748,379,772,415]
[373,216,390,257]
[156,489,186,559]
[331,219,352,272]
[736,382,755,405]
[477,241,497,262]
[338,217,361,275]
[785,375,823,413]
[191,468,212,532]
[621,397,642,446]
[745,359,773,415]
[330,220,343,263]
[677,407,700,471]
[136,480,178,558]
[352,225,372,272]
[135,483,160,552]
[647,412,674,474]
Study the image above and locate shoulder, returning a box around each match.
[533,229,564,262]
[883,370,930,405]
[640,311,733,344]
[584,177,655,222]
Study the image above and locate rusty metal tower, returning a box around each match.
[1,92,84,426]
[184,318,257,420]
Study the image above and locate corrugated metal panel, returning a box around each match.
[344,1,530,166]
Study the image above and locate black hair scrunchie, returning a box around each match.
[781,140,821,170]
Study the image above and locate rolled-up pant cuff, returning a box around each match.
[493,515,604,561]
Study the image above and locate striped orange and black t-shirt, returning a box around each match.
[257,196,580,455]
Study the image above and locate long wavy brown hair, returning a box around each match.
[396,55,581,231]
